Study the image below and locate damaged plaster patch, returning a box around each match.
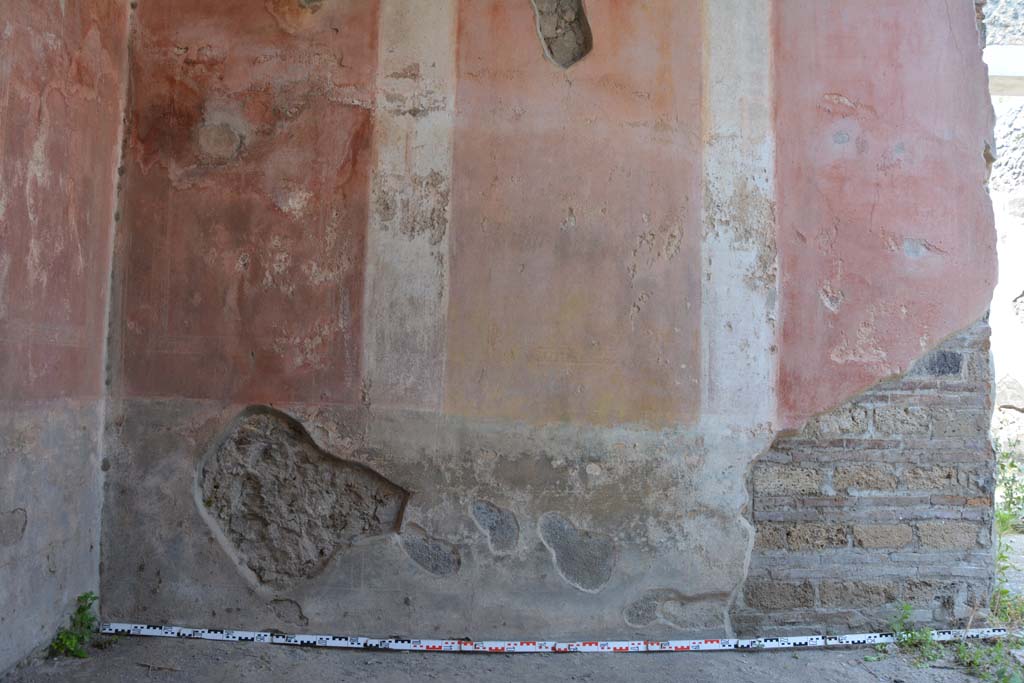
[373,170,450,245]
[529,0,593,69]
[902,237,946,260]
[471,500,519,554]
[196,123,242,162]
[270,598,309,626]
[819,283,844,313]
[624,588,726,630]
[400,524,461,576]
[703,174,777,291]
[198,407,409,587]
[538,512,616,592]
[0,508,28,547]
[195,100,251,163]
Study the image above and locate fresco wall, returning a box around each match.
[0,0,128,670]
[0,0,998,665]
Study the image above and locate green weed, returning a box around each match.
[954,638,1024,683]
[888,604,945,665]
[49,592,98,659]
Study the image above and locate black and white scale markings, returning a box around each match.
[101,623,1008,654]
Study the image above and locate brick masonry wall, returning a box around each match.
[733,319,995,635]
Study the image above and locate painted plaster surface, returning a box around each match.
[100,0,776,641]
[0,0,991,653]
[0,0,127,672]
[92,0,998,642]
[116,0,378,404]
[446,0,703,427]
[776,0,997,427]
[0,0,125,400]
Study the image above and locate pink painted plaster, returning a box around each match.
[775,0,996,428]
[0,1,128,401]
[445,0,703,427]
[117,0,379,404]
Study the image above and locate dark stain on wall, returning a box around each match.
[0,508,28,547]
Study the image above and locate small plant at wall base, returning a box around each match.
[954,638,1024,683]
[888,604,945,666]
[49,592,98,658]
[949,502,1024,682]
[992,510,1024,628]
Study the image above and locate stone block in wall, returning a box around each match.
[785,523,849,551]
[852,524,914,549]
[818,581,898,608]
[931,411,991,439]
[744,580,815,611]
[833,464,898,492]
[873,406,932,436]
[805,406,870,437]
[753,523,788,550]
[754,465,823,496]
[901,466,959,492]
[916,521,985,550]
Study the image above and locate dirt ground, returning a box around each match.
[9,535,1024,682]
[0,635,988,683]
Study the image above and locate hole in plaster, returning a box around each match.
[529,0,593,69]
[198,406,409,587]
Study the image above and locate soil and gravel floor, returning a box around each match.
[8,535,1024,682]
[0,635,984,683]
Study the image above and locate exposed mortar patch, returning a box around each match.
[400,524,461,576]
[471,500,519,554]
[538,512,616,592]
[624,588,681,627]
[198,407,409,587]
[373,170,450,246]
[529,0,593,69]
